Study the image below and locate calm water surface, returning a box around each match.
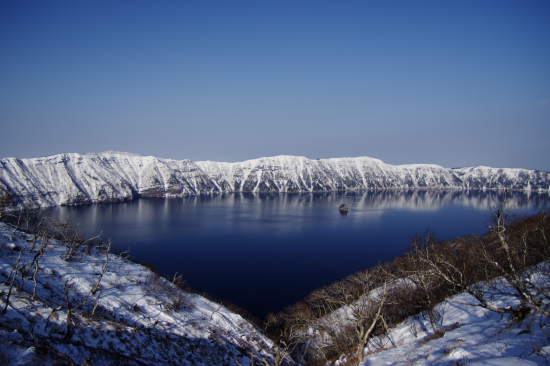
[44,190,550,318]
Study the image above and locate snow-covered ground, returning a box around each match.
[0,222,295,366]
[351,275,550,366]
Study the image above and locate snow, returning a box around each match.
[96,151,142,157]
[1,153,549,207]
[0,222,295,365]
[295,261,550,365]
[351,277,550,366]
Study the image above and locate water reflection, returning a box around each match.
[43,190,549,318]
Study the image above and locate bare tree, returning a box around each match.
[480,195,550,317]
[351,281,387,356]
[63,279,90,339]
[411,194,550,318]
[265,306,319,365]
[2,241,31,314]
[393,230,452,334]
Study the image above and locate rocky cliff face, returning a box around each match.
[195,156,464,192]
[0,153,216,206]
[0,152,548,206]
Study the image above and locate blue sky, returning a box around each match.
[1,0,549,170]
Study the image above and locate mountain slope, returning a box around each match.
[1,153,548,207]
[0,153,217,206]
[0,222,295,366]
[356,269,550,366]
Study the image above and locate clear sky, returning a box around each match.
[1,0,549,170]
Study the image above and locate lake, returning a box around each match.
[44,190,550,318]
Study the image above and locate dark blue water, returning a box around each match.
[44,190,550,318]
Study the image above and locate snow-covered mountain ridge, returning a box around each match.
[1,152,548,206]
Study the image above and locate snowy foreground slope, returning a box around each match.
[1,228,549,366]
[0,152,549,206]
[305,264,550,366]
[0,222,296,366]
[353,275,550,366]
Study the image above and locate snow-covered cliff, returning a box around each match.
[0,153,217,206]
[0,152,548,206]
[196,156,464,193]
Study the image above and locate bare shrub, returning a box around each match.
[167,291,193,311]
[144,272,171,295]
[142,271,194,312]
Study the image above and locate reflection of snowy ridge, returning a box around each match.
[219,190,544,214]
[0,153,549,207]
[343,190,543,212]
